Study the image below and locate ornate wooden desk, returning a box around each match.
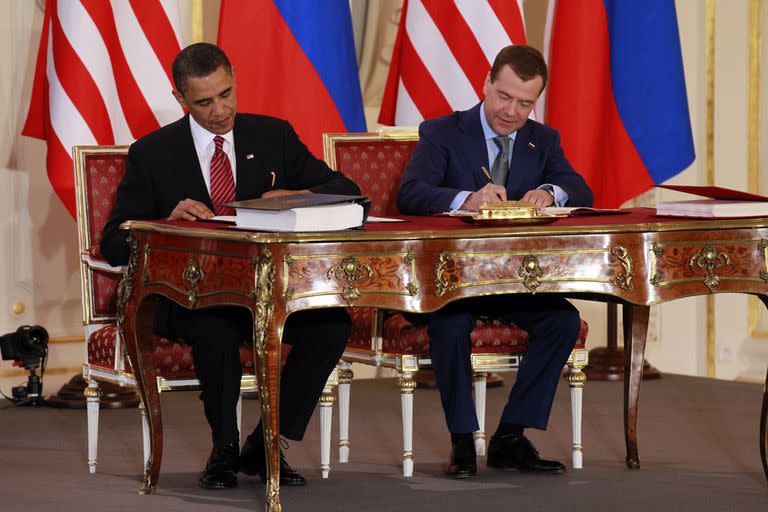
[116,209,768,511]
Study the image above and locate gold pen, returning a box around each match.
[480,166,493,183]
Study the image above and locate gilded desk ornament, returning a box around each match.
[435,251,455,296]
[610,245,634,290]
[689,243,731,293]
[758,239,768,283]
[404,252,419,295]
[327,255,373,282]
[326,256,373,306]
[282,254,296,300]
[141,245,151,284]
[116,236,138,328]
[252,248,279,509]
[518,254,543,292]
[649,242,664,287]
[181,258,205,308]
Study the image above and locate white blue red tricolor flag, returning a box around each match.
[545,0,695,208]
[23,0,183,218]
[218,0,366,157]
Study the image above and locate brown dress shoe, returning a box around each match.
[445,436,477,479]
[239,433,306,486]
[487,434,565,474]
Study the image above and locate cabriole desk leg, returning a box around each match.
[623,304,649,470]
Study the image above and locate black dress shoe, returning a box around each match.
[198,442,239,489]
[239,433,307,486]
[487,434,565,474]
[445,436,477,479]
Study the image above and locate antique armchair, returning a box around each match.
[322,131,589,477]
[73,145,258,473]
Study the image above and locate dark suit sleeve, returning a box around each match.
[540,130,594,207]
[396,121,465,215]
[279,121,361,195]
[100,144,158,266]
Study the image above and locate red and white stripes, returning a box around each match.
[23,0,183,218]
[379,0,527,127]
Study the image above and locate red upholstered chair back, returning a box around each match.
[74,146,130,324]
[323,131,418,216]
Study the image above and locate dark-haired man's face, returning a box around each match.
[482,65,542,136]
[173,65,237,134]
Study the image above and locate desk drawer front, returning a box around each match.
[649,238,768,294]
[432,236,636,297]
[140,244,256,306]
[283,251,418,306]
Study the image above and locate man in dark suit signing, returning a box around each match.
[101,43,360,490]
[397,45,594,478]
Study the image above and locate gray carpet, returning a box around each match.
[1,373,766,511]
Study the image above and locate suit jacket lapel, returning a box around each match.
[458,103,490,190]
[233,115,262,200]
[507,121,536,196]
[173,115,211,207]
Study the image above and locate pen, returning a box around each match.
[270,171,276,187]
[480,166,492,183]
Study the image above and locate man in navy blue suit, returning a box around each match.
[397,45,593,478]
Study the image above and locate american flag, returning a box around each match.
[378,0,527,126]
[22,0,184,218]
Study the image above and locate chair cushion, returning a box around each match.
[88,323,258,380]
[375,313,588,357]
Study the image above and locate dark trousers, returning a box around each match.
[427,295,581,434]
[154,299,350,445]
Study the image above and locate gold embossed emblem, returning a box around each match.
[689,244,731,293]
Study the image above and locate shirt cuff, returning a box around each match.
[538,184,568,207]
[450,191,473,211]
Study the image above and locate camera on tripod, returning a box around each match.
[0,325,49,406]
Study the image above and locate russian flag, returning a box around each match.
[218,0,366,157]
[545,0,695,208]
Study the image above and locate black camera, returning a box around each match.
[0,325,49,369]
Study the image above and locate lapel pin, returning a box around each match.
[528,142,536,150]
[246,154,254,160]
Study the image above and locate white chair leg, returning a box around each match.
[84,379,102,473]
[337,361,353,463]
[399,372,416,477]
[139,401,150,469]
[236,394,243,438]
[319,372,337,479]
[473,372,488,456]
[568,367,586,469]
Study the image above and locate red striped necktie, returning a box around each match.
[209,135,236,216]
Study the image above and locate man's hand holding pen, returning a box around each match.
[460,165,556,211]
[460,183,507,211]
